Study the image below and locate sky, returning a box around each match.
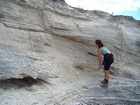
[65,0,140,20]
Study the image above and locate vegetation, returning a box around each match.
[77,6,85,13]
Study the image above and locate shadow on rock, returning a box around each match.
[0,77,44,90]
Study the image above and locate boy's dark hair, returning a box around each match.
[95,40,104,49]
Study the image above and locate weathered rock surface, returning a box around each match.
[0,0,140,105]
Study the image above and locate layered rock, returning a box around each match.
[0,0,140,104]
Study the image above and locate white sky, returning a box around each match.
[65,0,140,14]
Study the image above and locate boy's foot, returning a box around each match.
[100,83,109,87]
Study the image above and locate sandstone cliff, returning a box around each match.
[0,0,140,104]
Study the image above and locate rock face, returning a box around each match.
[0,0,140,105]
